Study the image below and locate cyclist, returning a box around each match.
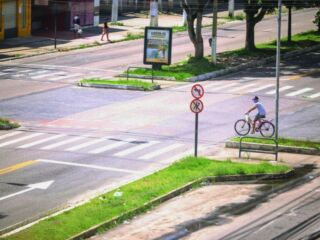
[246,96,266,134]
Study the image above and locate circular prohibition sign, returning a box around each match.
[190,99,204,114]
[191,84,204,99]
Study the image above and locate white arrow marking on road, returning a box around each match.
[0,180,54,202]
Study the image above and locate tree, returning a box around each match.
[181,0,209,58]
[314,9,320,32]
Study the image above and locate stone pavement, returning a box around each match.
[89,147,320,240]
[0,10,241,61]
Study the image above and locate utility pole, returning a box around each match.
[150,0,158,27]
[111,0,119,22]
[53,2,57,49]
[228,0,234,18]
[275,0,282,143]
[211,0,218,64]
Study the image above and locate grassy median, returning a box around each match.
[0,118,20,130]
[4,156,290,240]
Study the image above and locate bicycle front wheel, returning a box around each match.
[234,119,250,136]
[260,121,275,137]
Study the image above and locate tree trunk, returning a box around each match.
[245,14,256,51]
[195,12,204,58]
[287,6,292,43]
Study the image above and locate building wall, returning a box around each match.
[0,0,31,40]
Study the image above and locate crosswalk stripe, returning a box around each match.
[173,84,191,90]
[266,86,294,95]
[49,73,81,81]
[0,133,44,147]
[18,134,66,149]
[308,92,320,99]
[227,83,257,93]
[285,88,313,97]
[209,82,239,91]
[89,138,135,154]
[0,131,23,140]
[247,84,275,93]
[0,72,9,76]
[31,71,65,79]
[114,141,159,157]
[29,70,49,76]
[37,159,141,174]
[3,68,17,72]
[41,136,86,150]
[66,138,107,151]
[18,69,33,73]
[139,143,184,160]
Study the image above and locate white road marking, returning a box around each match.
[66,138,108,151]
[18,134,66,149]
[31,71,65,79]
[0,133,44,147]
[308,92,320,99]
[247,84,274,93]
[139,143,184,160]
[29,70,49,76]
[266,86,294,95]
[49,73,82,81]
[161,149,194,164]
[228,83,257,93]
[38,159,140,174]
[2,68,17,72]
[89,138,135,154]
[0,72,9,76]
[208,82,239,91]
[0,131,22,140]
[285,88,313,97]
[172,84,192,90]
[18,69,33,73]
[41,136,86,150]
[114,141,159,157]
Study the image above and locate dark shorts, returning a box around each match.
[254,114,265,121]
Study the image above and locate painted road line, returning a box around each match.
[49,73,82,81]
[29,70,49,76]
[285,88,313,97]
[161,149,194,164]
[0,180,54,202]
[208,82,239,91]
[18,134,66,149]
[139,143,184,160]
[173,84,192,91]
[89,138,135,154]
[0,160,37,175]
[247,84,275,93]
[37,159,140,174]
[0,131,22,140]
[227,83,257,93]
[2,68,17,72]
[0,133,44,148]
[266,86,294,95]
[41,136,86,150]
[18,69,33,73]
[0,72,9,76]
[66,138,108,151]
[308,92,320,99]
[31,71,65,79]
[114,141,159,157]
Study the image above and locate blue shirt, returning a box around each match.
[256,102,266,116]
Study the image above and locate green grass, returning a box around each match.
[231,137,320,150]
[109,21,124,26]
[0,118,20,130]
[81,78,157,91]
[128,57,224,81]
[223,12,245,21]
[172,25,188,33]
[4,156,290,240]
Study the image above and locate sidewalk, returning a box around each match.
[89,147,320,240]
[0,10,238,61]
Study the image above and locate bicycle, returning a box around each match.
[234,114,275,137]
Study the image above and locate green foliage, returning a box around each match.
[314,9,320,31]
[0,118,20,130]
[125,32,144,40]
[109,21,124,26]
[5,156,289,240]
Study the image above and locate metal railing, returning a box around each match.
[127,66,154,83]
[239,136,278,161]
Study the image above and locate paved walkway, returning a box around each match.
[0,10,241,61]
[89,147,320,240]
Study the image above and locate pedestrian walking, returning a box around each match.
[73,15,81,38]
[101,20,111,42]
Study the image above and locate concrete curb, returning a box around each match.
[225,140,320,156]
[187,44,320,82]
[117,73,176,81]
[68,171,293,240]
[79,82,161,91]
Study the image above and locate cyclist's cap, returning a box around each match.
[252,96,259,101]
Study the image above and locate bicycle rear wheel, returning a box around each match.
[260,121,275,137]
[234,119,250,136]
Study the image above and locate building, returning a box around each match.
[0,0,32,40]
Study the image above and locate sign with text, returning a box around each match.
[143,27,172,65]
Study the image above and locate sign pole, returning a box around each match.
[195,113,198,157]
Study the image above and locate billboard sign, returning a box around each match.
[143,27,172,65]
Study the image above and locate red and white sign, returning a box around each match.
[191,84,204,99]
[190,99,204,114]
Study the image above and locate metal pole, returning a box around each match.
[194,113,198,157]
[275,0,282,142]
[211,0,218,64]
[54,3,57,49]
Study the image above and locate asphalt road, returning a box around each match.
[0,10,319,234]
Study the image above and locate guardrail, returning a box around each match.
[127,66,154,83]
[239,136,278,161]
